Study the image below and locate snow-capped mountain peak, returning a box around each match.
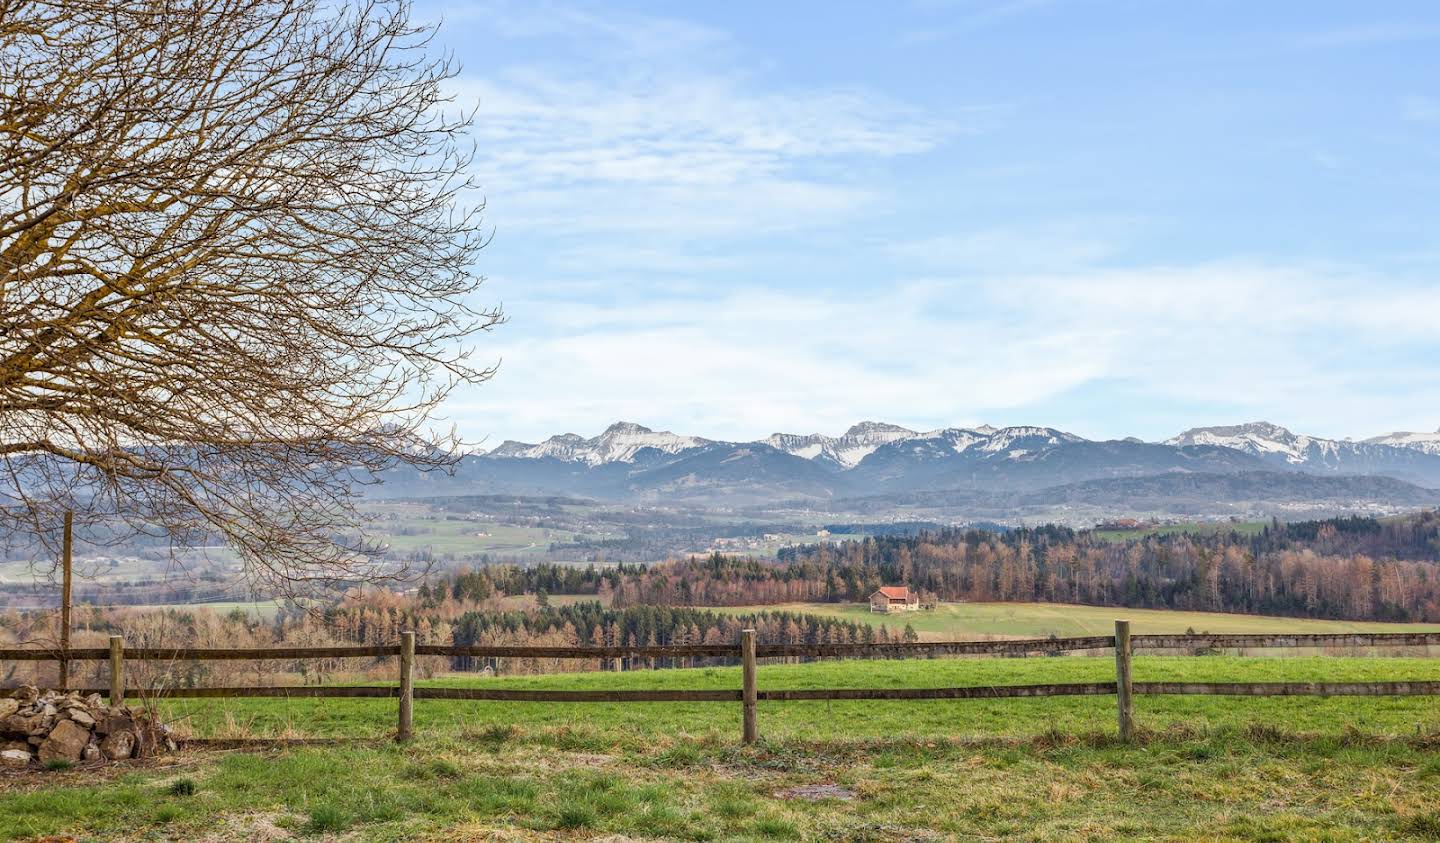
[489,422,710,465]
[977,425,1085,452]
[842,421,915,438]
[1363,428,1440,456]
[762,422,919,468]
[1166,421,1440,473]
[762,423,1087,467]
[1166,422,1313,463]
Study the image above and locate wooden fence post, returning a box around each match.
[109,635,125,706]
[741,629,758,744]
[59,510,73,690]
[1114,619,1134,742]
[398,631,415,742]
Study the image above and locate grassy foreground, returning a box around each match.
[715,601,1440,639]
[6,655,1440,840]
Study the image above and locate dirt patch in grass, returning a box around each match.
[776,784,856,801]
[192,811,299,843]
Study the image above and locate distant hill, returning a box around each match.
[821,471,1440,519]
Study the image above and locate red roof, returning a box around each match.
[875,586,912,600]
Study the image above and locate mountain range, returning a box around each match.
[376,421,1440,517]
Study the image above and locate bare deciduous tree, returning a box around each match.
[0,0,499,592]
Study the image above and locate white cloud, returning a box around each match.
[451,263,1440,444]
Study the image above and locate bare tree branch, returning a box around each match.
[0,0,500,594]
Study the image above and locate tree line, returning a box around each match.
[600,512,1440,622]
[447,604,915,672]
[401,512,1440,622]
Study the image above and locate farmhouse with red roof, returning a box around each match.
[869,585,919,614]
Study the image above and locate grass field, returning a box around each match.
[714,600,1440,640]
[7,655,1440,840]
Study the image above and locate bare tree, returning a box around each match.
[0,0,499,593]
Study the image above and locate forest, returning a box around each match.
[603,512,1440,621]
[8,512,1440,689]
[438,512,1440,623]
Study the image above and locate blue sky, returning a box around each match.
[418,0,1440,446]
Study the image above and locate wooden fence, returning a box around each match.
[6,623,1440,744]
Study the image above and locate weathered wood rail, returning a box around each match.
[6,625,1440,744]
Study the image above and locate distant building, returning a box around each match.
[1096,518,1144,530]
[869,586,919,613]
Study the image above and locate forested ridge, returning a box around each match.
[410,512,1439,622]
[394,511,1440,623]
[605,512,1440,621]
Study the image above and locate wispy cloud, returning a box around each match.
[457,263,1440,443]
[449,8,962,240]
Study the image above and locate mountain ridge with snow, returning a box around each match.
[1364,428,1440,457]
[1165,421,1440,474]
[492,421,1095,470]
[369,419,1440,507]
[490,419,1440,468]
[489,421,712,466]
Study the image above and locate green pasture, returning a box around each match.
[150,655,1440,742]
[7,655,1440,841]
[714,601,1440,639]
[1089,520,1270,542]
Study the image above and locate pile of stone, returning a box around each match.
[1,686,174,770]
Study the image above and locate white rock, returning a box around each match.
[0,749,32,769]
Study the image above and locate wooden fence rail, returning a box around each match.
[0,645,399,661]
[8,630,1440,663]
[55,680,1440,702]
[8,622,1440,744]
